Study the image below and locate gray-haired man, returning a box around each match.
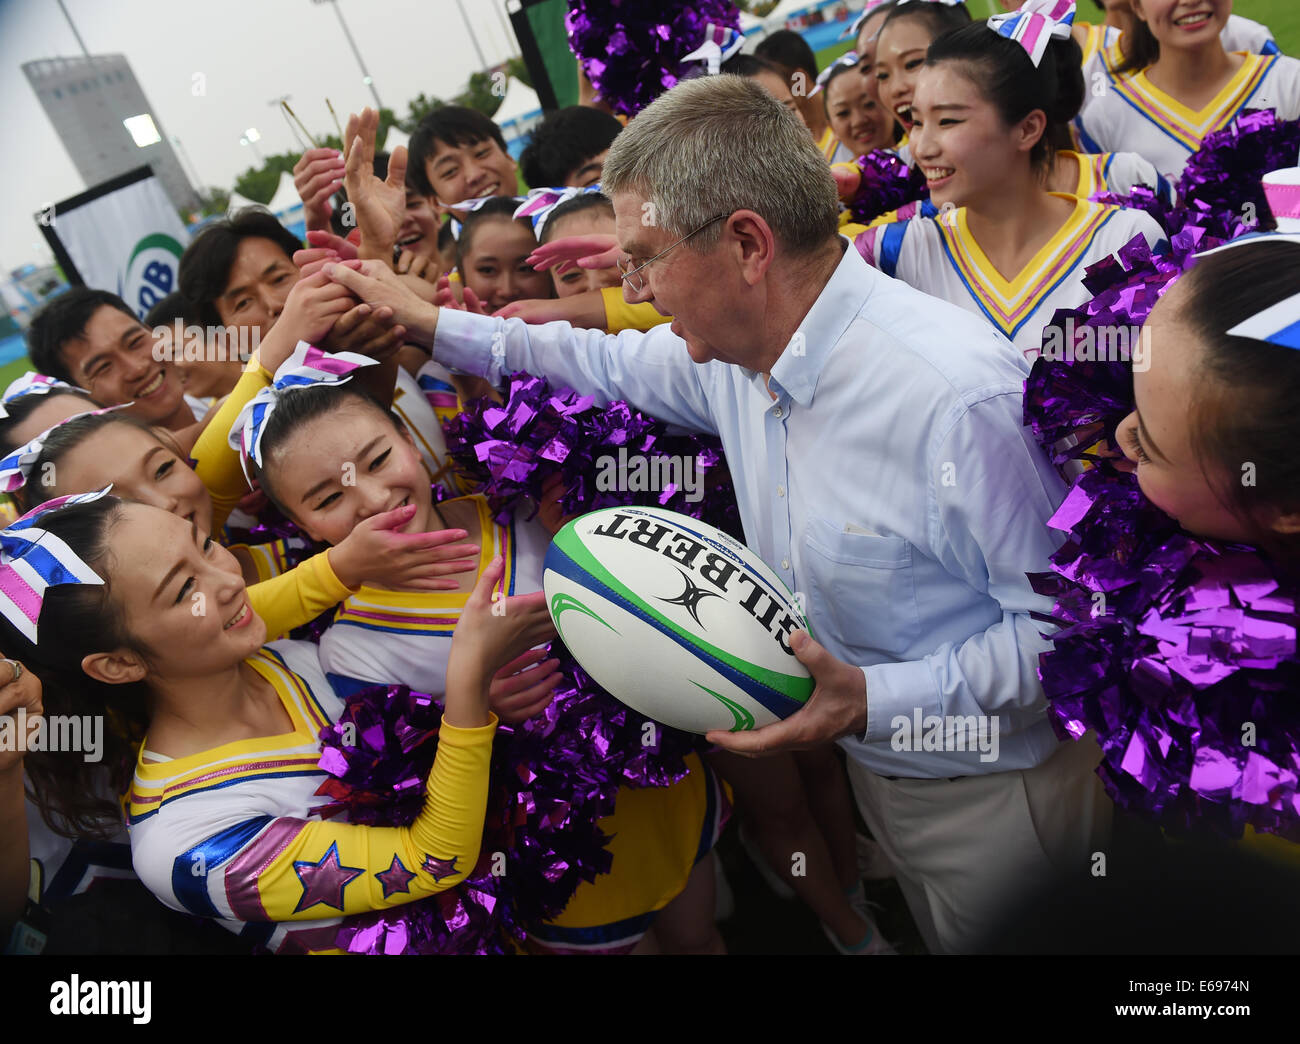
[328,75,1110,953]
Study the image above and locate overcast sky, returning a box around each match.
[0,0,522,271]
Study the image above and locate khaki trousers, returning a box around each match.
[844,735,1112,953]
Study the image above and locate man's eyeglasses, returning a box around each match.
[616,213,730,294]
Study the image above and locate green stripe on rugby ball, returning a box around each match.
[552,520,813,705]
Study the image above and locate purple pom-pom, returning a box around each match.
[565,0,742,117]
[1023,226,1300,841]
[314,664,699,953]
[444,372,742,540]
[846,149,928,225]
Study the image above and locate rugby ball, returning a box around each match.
[543,506,814,734]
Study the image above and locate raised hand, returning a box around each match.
[433,275,487,315]
[293,147,347,233]
[832,163,862,203]
[0,658,42,775]
[526,233,621,274]
[326,259,440,346]
[327,504,480,591]
[260,270,356,370]
[486,647,562,723]
[343,107,408,262]
[444,556,559,727]
[319,302,406,361]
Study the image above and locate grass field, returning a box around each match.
[815,0,1300,64]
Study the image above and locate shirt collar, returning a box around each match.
[768,238,872,407]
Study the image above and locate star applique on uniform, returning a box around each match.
[293,841,363,913]
[659,566,722,627]
[422,853,459,881]
[375,854,417,899]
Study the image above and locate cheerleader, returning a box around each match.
[0,490,553,954]
[1075,0,1300,178]
[1074,0,1278,86]
[0,403,477,635]
[235,357,729,954]
[872,0,972,146]
[820,55,896,159]
[856,2,1167,357]
[1028,230,1300,861]
[452,197,555,313]
[0,375,95,453]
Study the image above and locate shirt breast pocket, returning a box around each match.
[802,516,921,661]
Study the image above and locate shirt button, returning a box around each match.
[776,485,785,497]
[781,558,790,570]
[773,406,783,418]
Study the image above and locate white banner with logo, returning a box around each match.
[37,167,189,320]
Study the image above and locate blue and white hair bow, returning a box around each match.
[513,184,604,240]
[444,194,521,240]
[229,343,378,478]
[0,404,133,494]
[811,50,862,97]
[897,0,966,7]
[841,0,895,41]
[0,488,111,643]
[682,24,746,76]
[1194,232,1300,350]
[0,374,77,421]
[987,0,1076,68]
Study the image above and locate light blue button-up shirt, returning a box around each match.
[433,243,1068,777]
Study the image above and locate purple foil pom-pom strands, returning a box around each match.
[846,150,929,225]
[565,0,742,117]
[1024,238,1300,841]
[443,372,741,539]
[316,676,695,955]
[1091,110,1300,243]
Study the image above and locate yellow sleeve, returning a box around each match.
[228,538,307,583]
[867,206,905,229]
[247,551,354,640]
[192,355,273,534]
[601,286,672,333]
[243,717,497,921]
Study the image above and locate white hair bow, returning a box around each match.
[682,24,746,76]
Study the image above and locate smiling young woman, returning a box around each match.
[855,5,1167,356]
[1075,0,1300,178]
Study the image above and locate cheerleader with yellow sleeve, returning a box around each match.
[855,2,1167,357]
[1074,0,1300,179]
[0,359,481,641]
[238,359,729,955]
[0,489,553,954]
[189,272,457,540]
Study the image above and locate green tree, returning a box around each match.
[454,69,504,117]
[506,56,532,89]
[402,91,445,132]
[232,107,403,205]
